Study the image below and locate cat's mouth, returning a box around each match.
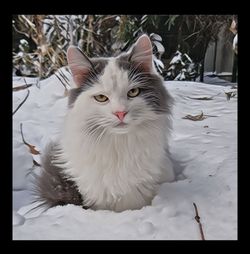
[111,122,129,134]
[115,122,128,128]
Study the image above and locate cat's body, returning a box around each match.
[35,34,175,212]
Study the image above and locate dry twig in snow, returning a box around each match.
[20,123,40,155]
[13,83,33,91]
[20,123,41,166]
[12,89,30,115]
[182,111,218,121]
[193,202,205,240]
[225,91,237,101]
[187,92,221,101]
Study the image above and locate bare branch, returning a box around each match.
[99,15,118,24]
[13,89,30,115]
[20,123,41,165]
[12,23,30,37]
[55,73,67,89]
[13,78,38,91]
[183,30,201,41]
[58,68,70,85]
[69,15,74,45]
[13,84,33,91]
[193,202,205,240]
[20,15,36,30]
[20,123,28,145]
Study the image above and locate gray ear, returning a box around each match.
[67,46,93,87]
[129,34,153,72]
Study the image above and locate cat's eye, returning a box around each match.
[127,88,140,98]
[94,94,109,102]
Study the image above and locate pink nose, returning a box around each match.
[114,111,127,121]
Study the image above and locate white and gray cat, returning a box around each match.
[35,34,175,212]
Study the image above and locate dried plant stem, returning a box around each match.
[58,69,70,86]
[193,202,205,240]
[55,73,67,89]
[20,123,41,166]
[20,123,28,146]
[13,84,32,91]
[20,122,40,154]
[12,89,30,115]
[69,15,74,45]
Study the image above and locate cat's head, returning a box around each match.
[66,34,172,135]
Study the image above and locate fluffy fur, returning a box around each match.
[33,142,84,209]
[36,34,175,212]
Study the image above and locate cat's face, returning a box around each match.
[67,34,172,136]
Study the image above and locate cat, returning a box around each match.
[34,34,175,212]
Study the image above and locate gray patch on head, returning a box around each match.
[31,142,87,210]
[91,58,108,74]
[68,58,108,107]
[116,54,131,70]
[139,74,173,114]
[116,54,173,114]
[68,87,85,107]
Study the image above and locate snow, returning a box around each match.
[153,57,164,74]
[12,71,237,240]
[217,72,233,76]
[13,211,25,226]
[200,73,237,87]
[183,53,192,63]
[169,51,184,65]
[153,41,165,54]
[20,39,28,45]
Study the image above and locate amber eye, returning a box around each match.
[127,88,140,98]
[94,94,109,102]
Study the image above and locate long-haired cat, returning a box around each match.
[35,34,175,212]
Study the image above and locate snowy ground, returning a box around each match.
[12,71,237,240]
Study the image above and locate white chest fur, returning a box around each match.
[60,110,174,212]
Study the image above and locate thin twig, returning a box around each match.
[187,96,213,100]
[13,89,30,115]
[13,78,34,91]
[69,15,74,45]
[203,114,218,117]
[20,123,41,166]
[58,68,70,82]
[20,123,28,146]
[12,24,30,37]
[187,92,221,101]
[20,122,41,154]
[20,15,36,31]
[55,73,67,89]
[183,30,201,41]
[193,202,205,240]
[58,68,70,86]
[13,83,33,91]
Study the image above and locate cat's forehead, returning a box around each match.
[98,57,130,91]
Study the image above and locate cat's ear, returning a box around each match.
[67,46,93,87]
[129,34,153,72]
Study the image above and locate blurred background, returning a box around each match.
[12,15,238,83]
